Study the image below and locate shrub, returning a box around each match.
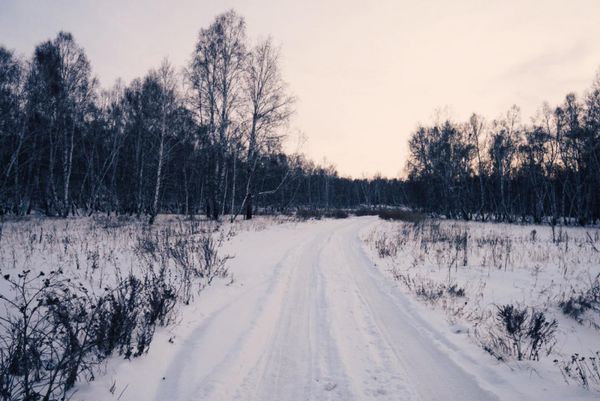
[415,281,445,302]
[354,208,380,216]
[560,275,600,323]
[495,304,528,360]
[92,282,137,358]
[447,284,465,297]
[374,232,398,258]
[526,310,559,360]
[0,269,181,401]
[490,305,557,361]
[0,227,228,401]
[0,270,98,400]
[323,209,349,219]
[296,208,349,220]
[144,267,177,327]
[296,208,322,220]
[560,296,593,321]
[555,352,600,391]
[199,234,231,285]
[378,209,426,223]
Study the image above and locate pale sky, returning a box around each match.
[1,0,599,178]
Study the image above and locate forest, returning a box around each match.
[406,99,600,225]
[0,10,599,225]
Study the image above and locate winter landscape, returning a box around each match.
[1,1,600,401]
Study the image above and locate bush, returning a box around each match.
[560,296,593,321]
[0,270,98,400]
[0,227,229,401]
[296,208,349,220]
[354,208,380,216]
[0,268,181,401]
[527,310,559,360]
[296,208,322,220]
[378,209,426,223]
[554,352,600,391]
[560,275,600,322]
[447,284,465,297]
[488,305,557,361]
[415,281,445,302]
[92,276,143,358]
[374,232,398,258]
[323,209,349,219]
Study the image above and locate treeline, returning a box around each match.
[0,10,405,221]
[3,9,598,225]
[405,82,600,225]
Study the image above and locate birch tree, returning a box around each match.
[145,60,179,224]
[0,47,25,213]
[26,32,94,216]
[189,10,247,219]
[239,38,294,219]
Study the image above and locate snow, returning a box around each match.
[363,218,600,399]
[2,216,598,400]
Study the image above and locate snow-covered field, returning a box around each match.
[364,218,600,396]
[0,214,290,296]
[0,214,290,400]
[1,215,598,400]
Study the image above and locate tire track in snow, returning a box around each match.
[320,223,417,400]
[147,218,506,401]
[247,225,355,401]
[153,223,323,401]
[327,219,502,401]
[154,220,357,401]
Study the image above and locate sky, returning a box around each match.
[1,0,599,178]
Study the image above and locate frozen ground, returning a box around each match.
[55,216,596,401]
[364,217,600,397]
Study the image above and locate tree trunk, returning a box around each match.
[62,124,74,217]
[135,124,145,217]
[150,114,166,225]
[231,154,237,216]
[245,193,253,219]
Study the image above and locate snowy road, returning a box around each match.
[81,218,508,401]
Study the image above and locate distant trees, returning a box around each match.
[1,10,598,224]
[189,10,248,220]
[241,38,294,219]
[0,11,405,221]
[407,121,475,219]
[405,75,600,225]
[146,61,180,224]
[0,47,25,213]
[25,32,95,217]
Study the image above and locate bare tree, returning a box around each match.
[189,10,247,219]
[145,60,179,224]
[26,32,94,217]
[84,81,126,213]
[466,113,487,220]
[488,105,521,221]
[0,47,25,214]
[237,38,294,220]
